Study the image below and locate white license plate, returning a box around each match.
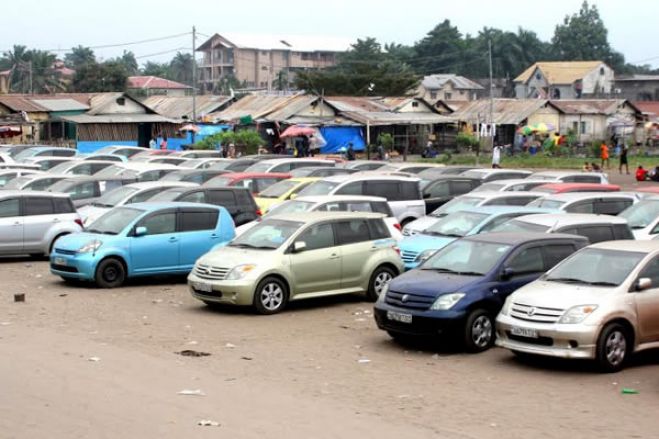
[387,311,413,324]
[193,282,213,293]
[511,326,538,338]
[54,257,67,266]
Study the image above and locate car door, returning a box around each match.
[206,189,239,219]
[129,210,179,273]
[633,256,659,342]
[496,245,546,298]
[71,163,93,175]
[0,198,23,253]
[177,208,221,270]
[333,219,374,289]
[22,197,57,252]
[288,222,341,295]
[423,181,451,213]
[566,200,595,214]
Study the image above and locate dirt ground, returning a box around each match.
[1,170,658,439]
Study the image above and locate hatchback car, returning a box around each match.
[245,158,335,173]
[160,169,229,184]
[81,154,127,163]
[46,160,115,176]
[375,233,587,352]
[179,158,233,169]
[207,159,260,172]
[288,166,358,178]
[204,172,291,194]
[496,240,659,371]
[2,174,78,191]
[0,191,82,256]
[51,203,235,287]
[14,146,77,161]
[92,145,146,158]
[528,192,638,215]
[418,167,479,181]
[421,176,482,213]
[22,156,77,171]
[93,163,179,182]
[527,171,609,184]
[472,179,552,193]
[254,177,319,212]
[338,160,388,171]
[379,163,445,174]
[0,169,43,188]
[533,183,621,194]
[618,197,659,239]
[47,177,130,208]
[172,150,224,159]
[188,212,403,314]
[460,168,532,182]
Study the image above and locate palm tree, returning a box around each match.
[169,52,194,85]
[3,45,29,91]
[27,50,63,93]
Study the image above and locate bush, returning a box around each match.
[591,139,605,158]
[194,129,264,154]
[377,133,394,150]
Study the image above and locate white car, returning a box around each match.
[528,192,639,215]
[618,196,659,239]
[245,158,336,173]
[93,162,179,182]
[0,169,43,187]
[46,160,115,176]
[235,195,403,241]
[78,181,198,226]
[460,168,532,182]
[471,179,552,193]
[527,170,609,184]
[92,145,146,158]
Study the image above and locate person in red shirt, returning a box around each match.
[636,165,648,181]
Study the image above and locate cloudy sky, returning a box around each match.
[2,0,657,67]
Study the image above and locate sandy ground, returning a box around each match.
[1,170,658,439]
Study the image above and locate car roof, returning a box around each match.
[461,168,532,176]
[460,206,552,216]
[589,240,659,253]
[267,211,386,222]
[209,172,290,180]
[0,189,70,198]
[381,162,445,169]
[535,182,620,191]
[459,190,544,199]
[480,178,548,186]
[466,232,588,245]
[24,146,67,152]
[127,202,223,211]
[27,156,76,162]
[115,162,179,170]
[321,174,421,183]
[123,181,198,190]
[538,192,638,202]
[530,171,606,177]
[512,213,629,227]
[294,195,386,203]
[254,158,335,165]
[423,175,481,183]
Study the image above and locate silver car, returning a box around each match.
[0,191,82,256]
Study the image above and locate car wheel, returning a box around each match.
[94,258,126,288]
[253,277,288,315]
[596,323,630,373]
[400,218,414,228]
[464,309,495,353]
[367,266,395,301]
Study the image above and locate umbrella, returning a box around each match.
[280,125,316,138]
[531,122,556,133]
[0,126,21,138]
[179,124,200,133]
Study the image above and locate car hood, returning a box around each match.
[254,197,280,213]
[53,232,115,252]
[403,215,440,234]
[198,245,280,268]
[510,279,617,309]
[388,269,484,298]
[78,205,110,225]
[399,234,457,254]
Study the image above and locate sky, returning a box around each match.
[2,0,657,68]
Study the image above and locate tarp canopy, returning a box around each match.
[319,126,366,153]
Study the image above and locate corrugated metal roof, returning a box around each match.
[198,33,352,52]
[127,76,192,90]
[264,95,320,121]
[634,101,659,116]
[342,111,453,126]
[551,100,635,115]
[421,74,484,90]
[0,96,48,112]
[515,61,605,85]
[142,95,233,119]
[324,97,392,113]
[209,94,303,122]
[31,99,89,112]
[615,75,659,82]
[59,114,176,124]
[450,99,555,125]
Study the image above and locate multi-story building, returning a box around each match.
[196,33,351,93]
[514,61,615,99]
[417,74,483,102]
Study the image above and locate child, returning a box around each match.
[582,162,592,172]
[636,165,648,182]
[591,162,601,172]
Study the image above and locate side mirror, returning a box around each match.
[292,241,307,253]
[134,226,148,237]
[423,192,431,199]
[501,267,514,280]
[289,193,298,200]
[636,277,652,291]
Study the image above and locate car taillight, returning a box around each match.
[255,208,263,216]
[393,223,402,231]
[75,218,84,228]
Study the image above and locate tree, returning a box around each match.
[170,52,194,85]
[71,60,128,92]
[26,49,61,93]
[141,61,171,78]
[411,20,469,75]
[64,45,96,69]
[113,50,138,76]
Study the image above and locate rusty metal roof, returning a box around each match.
[341,111,453,126]
[449,99,558,125]
[551,99,639,115]
[208,94,303,122]
[143,95,233,119]
[0,96,48,112]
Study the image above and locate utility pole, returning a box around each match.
[488,40,494,152]
[28,61,33,95]
[192,26,197,123]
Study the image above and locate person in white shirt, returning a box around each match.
[492,145,502,168]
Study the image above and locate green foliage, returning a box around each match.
[169,52,194,86]
[422,153,656,169]
[195,130,264,155]
[456,132,480,149]
[141,61,171,78]
[377,133,394,150]
[71,61,128,92]
[590,139,606,158]
[64,46,96,69]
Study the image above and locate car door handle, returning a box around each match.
[52,218,60,223]
[329,254,340,259]
[168,237,178,243]
[13,221,21,226]
[210,234,219,239]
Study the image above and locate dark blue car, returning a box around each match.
[374,232,588,352]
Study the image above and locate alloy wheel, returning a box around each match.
[605,330,627,367]
[373,271,393,297]
[471,315,493,348]
[260,283,284,311]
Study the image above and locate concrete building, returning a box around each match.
[551,100,642,143]
[514,61,614,99]
[196,33,351,93]
[614,75,659,101]
[417,74,483,102]
[127,76,193,97]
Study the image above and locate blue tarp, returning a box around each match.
[319,127,366,153]
[156,124,232,151]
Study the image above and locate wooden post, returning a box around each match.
[366,121,370,160]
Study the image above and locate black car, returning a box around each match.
[289,166,358,178]
[148,186,260,226]
[159,169,230,184]
[421,176,482,213]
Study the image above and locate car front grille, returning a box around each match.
[193,263,229,281]
[51,264,78,273]
[400,250,419,263]
[54,248,77,256]
[510,302,565,324]
[385,290,435,310]
[506,332,554,346]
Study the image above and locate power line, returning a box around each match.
[1,32,191,53]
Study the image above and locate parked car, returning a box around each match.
[130,156,189,166]
[172,150,224,159]
[46,160,115,176]
[188,212,404,314]
[527,170,609,184]
[533,183,621,194]
[46,177,131,208]
[51,203,235,287]
[472,179,552,193]
[496,240,659,371]
[207,159,260,172]
[0,169,43,188]
[527,192,638,215]
[421,176,482,213]
[149,186,260,226]
[254,177,319,212]
[288,166,358,178]
[399,206,551,270]
[460,168,532,182]
[203,172,290,194]
[93,163,179,182]
[159,169,230,184]
[339,160,389,171]
[77,181,198,226]
[491,213,635,243]
[22,156,77,171]
[379,163,445,174]
[403,191,545,236]
[179,158,233,169]
[0,144,49,158]
[375,233,588,351]
[14,146,77,161]
[245,158,335,173]
[81,154,127,163]
[92,145,146,158]
[129,150,174,160]
[297,174,425,225]
[0,191,82,256]
[618,197,659,239]
[418,166,479,181]
[2,174,78,191]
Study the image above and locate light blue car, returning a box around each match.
[50,202,235,287]
[399,206,553,270]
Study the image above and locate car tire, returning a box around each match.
[400,218,414,228]
[596,323,630,373]
[367,266,395,301]
[464,309,495,353]
[94,258,126,288]
[253,276,288,315]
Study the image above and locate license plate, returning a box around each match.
[193,282,213,293]
[54,257,67,266]
[511,326,538,338]
[387,310,413,324]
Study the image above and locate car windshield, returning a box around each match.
[160,171,188,181]
[424,211,489,237]
[533,186,558,194]
[297,180,339,196]
[490,219,550,233]
[94,146,118,155]
[47,180,76,193]
[13,149,41,161]
[460,170,487,179]
[92,186,139,207]
[289,168,314,177]
[148,188,186,202]
[3,176,31,189]
[94,165,125,178]
[545,248,646,287]
[47,162,75,173]
[229,219,303,250]
[244,162,271,173]
[619,200,659,229]
[527,199,565,210]
[205,176,232,187]
[473,182,505,192]
[258,180,299,198]
[431,196,483,217]
[86,207,144,235]
[267,200,315,216]
[180,159,206,168]
[422,240,512,275]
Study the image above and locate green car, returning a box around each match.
[188,212,404,314]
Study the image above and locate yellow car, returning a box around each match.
[254,177,319,213]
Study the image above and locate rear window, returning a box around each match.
[491,219,550,233]
[298,180,340,196]
[179,210,219,232]
[24,197,54,216]
[208,190,237,206]
[53,197,75,213]
[334,220,370,245]
[368,218,390,239]
[577,225,614,243]
[527,199,566,210]
[613,224,634,240]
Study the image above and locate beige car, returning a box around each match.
[496,240,659,372]
[188,211,404,314]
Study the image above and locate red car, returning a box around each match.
[203,172,291,194]
[534,182,621,194]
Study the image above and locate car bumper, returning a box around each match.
[495,314,598,359]
[373,303,466,337]
[402,261,420,271]
[187,272,256,306]
[49,251,97,281]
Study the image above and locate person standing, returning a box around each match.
[619,144,629,174]
[346,143,356,161]
[491,145,502,169]
[301,135,310,157]
[600,141,610,169]
[160,135,168,150]
[149,137,157,149]
[228,143,236,159]
[377,142,386,161]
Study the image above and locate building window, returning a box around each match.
[430,91,437,100]
[116,97,125,106]
[572,121,579,133]
[445,92,452,100]
[580,121,587,134]
[536,72,542,80]
[411,101,419,108]
[301,53,311,61]
[600,67,605,75]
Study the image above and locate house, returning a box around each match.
[514,61,615,99]
[418,74,483,102]
[196,33,351,92]
[634,101,659,145]
[0,95,54,143]
[127,76,193,97]
[473,78,515,98]
[614,75,659,101]
[142,95,233,121]
[0,70,10,94]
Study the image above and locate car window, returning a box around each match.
[317,202,342,212]
[371,202,393,216]
[478,214,522,233]
[342,202,372,213]
[613,224,634,240]
[255,178,280,192]
[595,199,633,215]
[368,218,390,239]
[335,181,363,196]
[179,209,219,232]
[334,220,370,245]
[400,181,421,200]
[297,223,335,251]
[568,201,594,214]
[426,181,450,198]
[365,181,399,200]
[637,257,659,288]
[53,197,74,213]
[139,212,176,235]
[542,244,576,269]
[30,179,59,191]
[208,190,236,206]
[180,191,206,203]
[71,182,96,200]
[271,163,292,173]
[24,197,55,215]
[506,246,544,274]
[72,163,93,175]
[450,180,476,195]
[0,198,20,217]
[569,175,601,183]
[577,225,614,243]
[502,196,538,206]
[129,189,162,204]
[231,178,254,192]
[138,171,160,182]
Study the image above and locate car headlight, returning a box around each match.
[430,292,465,310]
[225,264,257,280]
[416,249,437,263]
[78,240,103,253]
[558,305,598,324]
[500,297,513,316]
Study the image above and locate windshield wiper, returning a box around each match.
[229,243,275,250]
[91,202,113,208]
[630,225,646,229]
[546,277,588,284]
[584,281,618,287]
[423,230,462,238]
